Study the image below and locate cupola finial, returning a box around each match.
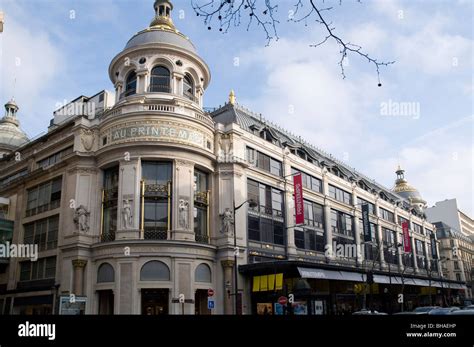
[150,0,175,28]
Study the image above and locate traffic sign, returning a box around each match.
[208,288,215,297]
[207,298,215,310]
[278,296,288,306]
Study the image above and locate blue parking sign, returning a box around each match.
[208,298,215,310]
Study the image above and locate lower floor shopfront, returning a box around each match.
[241,261,469,315]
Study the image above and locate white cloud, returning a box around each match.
[0,16,64,137]
[391,13,472,75]
[238,37,387,158]
[367,116,474,215]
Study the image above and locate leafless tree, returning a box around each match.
[192,0,395,86]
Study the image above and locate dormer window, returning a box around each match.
[124,71,137,97]
[183,74,195,101]
[150,66,171,93]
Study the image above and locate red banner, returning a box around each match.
[294,173,304,225]
[402,221,411,253]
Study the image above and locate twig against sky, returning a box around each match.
[192,0,395,85]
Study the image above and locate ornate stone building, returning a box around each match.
[0,0,465,315]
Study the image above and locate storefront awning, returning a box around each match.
[297,268,365,282]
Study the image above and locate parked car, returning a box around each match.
[428,307,460,315]
[462,305,474,310]
[393,311,418,315]
[352,309,388,315]
[410,306,441,315]
[448,309,474,315]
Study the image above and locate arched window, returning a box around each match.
[150,66,171,93]
[140,261,170,281]
[195,263,211,283]
[124,71,137,97]
[97,263,115,283]
[183,74,195,101]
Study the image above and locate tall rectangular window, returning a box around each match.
[194,170,209,243]
[142,162,172,240]
[357,198,376,216]
[359,220,378,260]
[247,179,285,245]
[19,257,56,282]
[102,167,119,242]
[413,223,423,235]
[291,168,322,193]
[23,215,59,251]
[328,185,351,205]
[25,177,62,217]
[380,208,395,223]
[246,147,282,177]
[295,228,325,252]
[330,209,353,237]
[382,227,398,265]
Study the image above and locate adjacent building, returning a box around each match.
[426,199,474,302]
[0,0,465,315]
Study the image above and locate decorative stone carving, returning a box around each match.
[73,205,90,232]
[72,259,88,268]
[220,208,234,235]
[178,199,189,229]
[218,134,233,162]
[80,129,95,151]
[122,199,133,229]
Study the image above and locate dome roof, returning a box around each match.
[392,166,425,204]
[0,99,29,151]
[125,27,197,53]
[124,1,197,54]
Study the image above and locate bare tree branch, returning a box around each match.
[192,0,395,85]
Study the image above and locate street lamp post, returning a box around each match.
[233,198,257,315]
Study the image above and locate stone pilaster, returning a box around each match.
[221,260,234,315]
[72,259,87,296]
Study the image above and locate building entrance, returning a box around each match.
[141,289,169,315]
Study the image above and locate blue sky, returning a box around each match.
[0,0,472,216]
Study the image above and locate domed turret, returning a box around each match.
[393,165,426,213]
[0,99,29,156]
[109,0,210,106]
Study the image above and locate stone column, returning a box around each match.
[423,240,431,271]
[324,201,333,261]
[376,223,386,269]
[136,70,148,94]
[411,235,419,273]
[395,228,404,272]
[374,199,385,268]
[221,260,234,315]
[115,82,123,103]
[72,259,87,296]
[283,151,296,256]
[351,185,362,266]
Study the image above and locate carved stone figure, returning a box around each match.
[178,199,189,229]
[73,205,90,232]
[220,208,234,234]
[122,199,133,229]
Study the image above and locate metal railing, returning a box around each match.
[184,90,199,103]
[120,89,136,99]
[101,231,116,243]
[195,233,209,244]
[148,84,171,93]
[144,228,168,240]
